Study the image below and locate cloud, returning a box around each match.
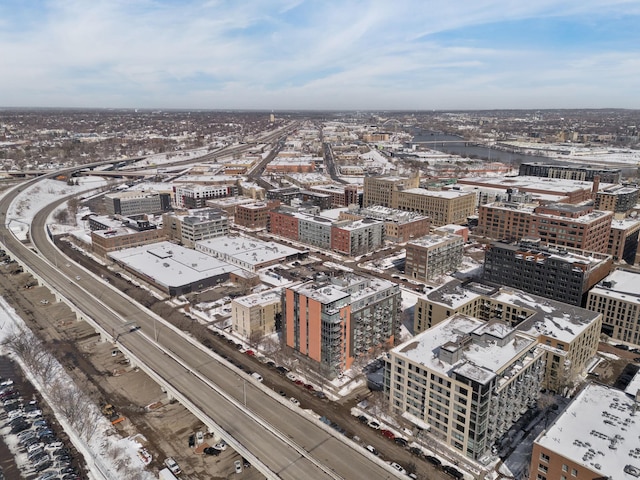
[0,0,638,109]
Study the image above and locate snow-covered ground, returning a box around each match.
[0,298,155,480]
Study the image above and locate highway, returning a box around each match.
[0,179,403,478]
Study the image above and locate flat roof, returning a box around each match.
[459,175,614,193]
[109,241,240,288]
[392,314,535,383]
[536,383,640,479]
[408,234,462,248]
[401,188,473,199]
[196,235,303,266]
[233,289,282,308]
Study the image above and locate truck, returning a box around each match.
[158,468,178,480]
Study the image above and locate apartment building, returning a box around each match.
[414,280,602,392]
[531,204,613,253]
[587,269,640,345]
[483,240,613,306]
[338,206,431,243]
[163,208,229,248]
[608,218,640,265]
[459,176,602,204]
[363,175,419,208]
[595,185,639,214]
[479,202,613,253]
[309,184,360,207]
[405,234,463,281]
[395,188,476,226]
[234,201,278,230]
[519,162,622,184]
[265,186,301,205]
[529,383,639,480]
[105,190,172,216]
[91,223,165,257]
[231,290,282,340]
[331,218,384,257]
[284,274,400,377]
[385,315,545,460]
[174,184,234,208]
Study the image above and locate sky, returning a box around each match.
[1,0,639,110]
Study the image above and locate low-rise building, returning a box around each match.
[174,184,235,208]
[162,208,229,248]
[339,206,431,243]
[232,290,282,341]
[196,235,305,273]
[91,219,165,257]
[595,184,639,214]
[587,269,640,344]
[529,383,640,480]
[105,190,172,216]
[330,218,384,257]
[234,201,279,230]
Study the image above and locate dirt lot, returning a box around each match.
[0,260,262,479]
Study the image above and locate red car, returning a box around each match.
[294,380,304,386]
[380,429,395,440]
[303,384,314,391]
[245,350,255,356]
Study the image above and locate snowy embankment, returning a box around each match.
[0,297,155,480]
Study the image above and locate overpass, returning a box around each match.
[1,171,402,479]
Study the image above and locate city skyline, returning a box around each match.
[1,0,639,110]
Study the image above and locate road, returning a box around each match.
[0,186,404,479]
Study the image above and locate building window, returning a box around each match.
[539,453,550,463]
[562,464,568,472]
[538,464,548,473]
[571,469,577,477]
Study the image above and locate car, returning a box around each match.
[196,431,204,445]
[251,372,263,382]
[409,446,423,456]
[214,440,227,451]
[294,379,304,386]
[289,397,300,407]
[615,343,630,351]
[245,349,255,356]
[634,357,640,363]
[390,462,407,474]
[319,416,331,425]
[425,455,442,466]
[234,459,243,474]
[188,434,195,447]
[367,420,381,430]
[443,465,464,479]
[285,372,297,381]
[380,429,395,440]
[303,383,314,391]
[276,366,289,374]
[365,445,378,456]
[409,474,418,479]
[357,415,368,423]
[164,457,181,475]
[394,437,408,447]
[75,276,81,281]
[242,457,251,468]
[36,472,58,480]
[278,390,287,397]
[314,391,327,399]
[203,446,221,456]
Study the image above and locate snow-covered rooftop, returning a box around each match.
[392,314,535,384]
[536,383,640,479]
[109,241,240,288]
[408,233,462,249]
[233,289,282,308]
[196,235,303,267]
[402,188,472,199]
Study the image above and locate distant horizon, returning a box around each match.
[2,1,639,110]
[1,106,639,113]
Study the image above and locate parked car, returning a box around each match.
[203,446,221,456]
[365,445,378,456]
[443,465,464,479]
[390,462,407,475]
[214,440,227,451]
[367,420,381,430]
[289,397,300,407]
[164,457,181,475]
[380,429,395,440]
[394,437,408,447]
[234,459,243,474]
[425,455,442,466]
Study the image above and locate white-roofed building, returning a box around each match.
[385,314,545,460]
[530,382,640,480]
[232,289,282,340]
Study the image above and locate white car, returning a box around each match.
[196,431,204,445]
[234,459,243,474]
[164,457,181,475]
[214,440,227,451]
[289,397,300,406]
[390,462,407,475]
[367,420,381,430]
[251,372,263,382]
[285,372,297,381]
